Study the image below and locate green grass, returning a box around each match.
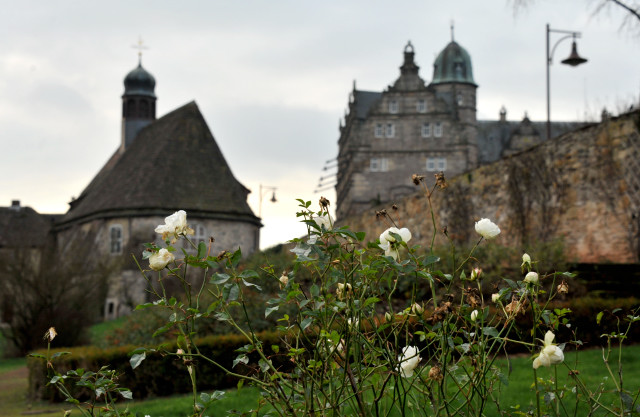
[88,316,127,346]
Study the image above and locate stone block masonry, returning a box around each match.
[341,110,640,264]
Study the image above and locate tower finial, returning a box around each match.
[450,20,455,41]
[132,36,149,65]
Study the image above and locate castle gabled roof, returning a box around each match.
[57,101,259,228]
[0,205,59,248]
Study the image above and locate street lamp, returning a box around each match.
[258,184,277,218]
[546,23,588,140]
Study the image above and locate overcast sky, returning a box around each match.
[1,1,638,249]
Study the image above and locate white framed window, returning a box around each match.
[417,99,427,113]
[426,157,447,172]
[385,123,395,138]
[421,123,431,138]
[389,100,398,114]
[370,158,389,172]
[193,224,207,245]
[456,93,464,106]
[109,225,123,255]
[434,122,443,137]
[374,123,383,138]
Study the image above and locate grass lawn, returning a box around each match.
[2,345,638,416]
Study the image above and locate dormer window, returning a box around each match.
[109,225,123,255]
[389,100,398,114]
[417,99,427,113]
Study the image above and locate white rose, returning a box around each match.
[474,218,501,240]
[398,345,421,378]
[470,309,479,322]
[379,227,412,260]
[524,271,539,284]
[155,210,194,241]
[491,293,500,303]
[314,213,332,231]
[533,331,564,369]
[149,248,175,271]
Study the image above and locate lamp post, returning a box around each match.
[258,184,277,218]
[546,23,588,140]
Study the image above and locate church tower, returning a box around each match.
[121,57,156,151]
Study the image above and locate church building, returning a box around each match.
[1,58,261,321]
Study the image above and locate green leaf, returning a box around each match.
[242,278,262,291]
[265,306,279,318]
[230,248,242,267]
[228,283,240,301]
[355,231,366,241]
[310,284,320,298]
[301,317,313,331]
[28,353,46,359]
[596,311,604,325]
[119,389,133,400]
[152,322,174,338]
[423,255,440,266]
[482,327,499,337]
[233,354,249,368]
[363,297,380,309]
[197,241,207,259]
[130,352,146,369]
[240,270,260,279]
[210,273,230,285]
[50,351,71,360]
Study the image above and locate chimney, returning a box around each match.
[10,200,20,211]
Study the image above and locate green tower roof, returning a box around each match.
[431,41,476,86]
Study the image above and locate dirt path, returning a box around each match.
[0,366,58,417]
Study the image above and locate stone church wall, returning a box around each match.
[340,110,640,264]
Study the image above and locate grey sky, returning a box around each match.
[1,1,638,248]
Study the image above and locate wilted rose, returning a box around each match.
[149,248,175,271]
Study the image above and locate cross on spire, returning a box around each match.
[450,21,455,41]
[132,36,149,64]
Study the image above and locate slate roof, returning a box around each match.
[0,206,59,248]
[477,119,588,164]
[57,101,259,228]
[353,90,382,119]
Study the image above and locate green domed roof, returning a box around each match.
[431,41,476,86]
[124,62,156,98]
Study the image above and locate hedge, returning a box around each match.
[28,330,286,402]
[28,297,639,402]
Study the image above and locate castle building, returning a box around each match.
[1,59,261,321]
[336,38,585,219]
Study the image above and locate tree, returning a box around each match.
[0,232,110,356]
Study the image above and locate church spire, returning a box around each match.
[121,38,156,151]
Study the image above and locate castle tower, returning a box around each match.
[121,58,156,151]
